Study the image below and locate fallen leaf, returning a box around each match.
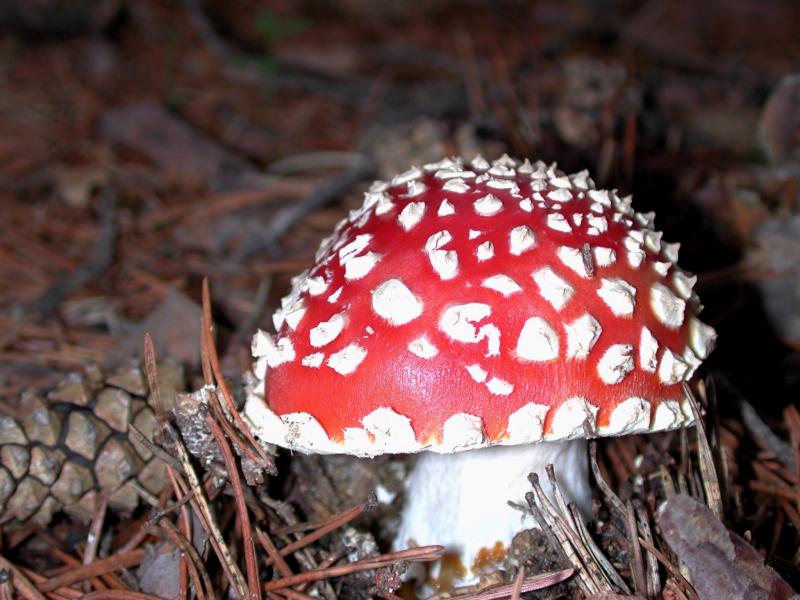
[658,495,798,600]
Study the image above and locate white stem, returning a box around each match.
[395,440,589,584]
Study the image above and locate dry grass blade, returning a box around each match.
[262,545,445,591]
[266,497,374,563]
[589,441,627,518]
[163,418,249,599]
[524,490,591,597]
[80,592,165,600]
[684,384,724,517]
[545,466,610,590]
[636,537,697,600]
[0,555,48,600]
[624,501,646,597]
[143,334,165,414]
[527,472,607,594]
[152,516,215,600]
[451,568,574,600]
[568,504,631,595]
[37,550,145,593]
[33,530,112,593]
[205,413,261,600]
[201,278,276,475]
[255,528,293,579]
[82,489,109,592]
[510,566,525,600]
[634,504,660,598]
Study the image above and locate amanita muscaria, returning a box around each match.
[244,155,716,583]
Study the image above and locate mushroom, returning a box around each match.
[243,155,717,585]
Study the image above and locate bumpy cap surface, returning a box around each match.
[244,156,716,456]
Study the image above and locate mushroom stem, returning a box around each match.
[396,439,590,586]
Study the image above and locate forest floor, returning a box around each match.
[0,1,799,598]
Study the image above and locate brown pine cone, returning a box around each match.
[0,362,184,526]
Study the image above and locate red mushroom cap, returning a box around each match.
[245,156,716,456]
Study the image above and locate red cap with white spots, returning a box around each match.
[244,156,716,457]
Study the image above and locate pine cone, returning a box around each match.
[0,362,184,525]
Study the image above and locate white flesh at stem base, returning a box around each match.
[395,439,590,587]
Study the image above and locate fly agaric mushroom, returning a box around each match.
[243,155,716,584]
